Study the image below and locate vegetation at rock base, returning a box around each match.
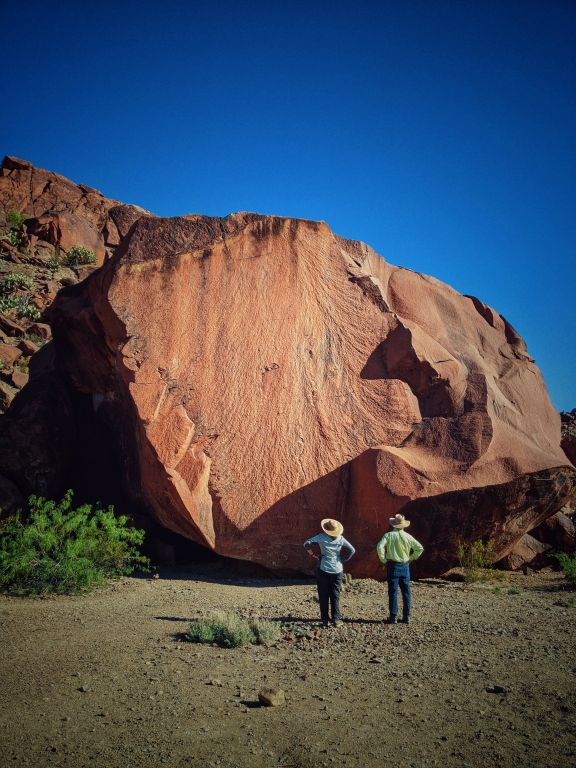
[5,209,29,230]
[555,552,576,585]
[186,611,281,648]
[0,491,149,595]
[457,538,508,584]
[64,245,96,266]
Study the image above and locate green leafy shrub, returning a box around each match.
[64,245,96,266]
[0,491,149,595]
[6,209,28,229]
[456,539,508,584]
[0,295,41,321]
[0,273,34,293]
[186,612,280,648]
[46,257,61,273]
[555,553,576,585]
[1,230,24,248]
[249,617,281,644]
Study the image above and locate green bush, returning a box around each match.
[0,295,41,321]
[46,257,61,273]
[0,273,34,293]
[456,538,508,583]
[555,553,576,585]
[186,612,280,648]
[0,491,149,595]
[6,209,28,229]
[64,245,96,266]
[249,617,281,644]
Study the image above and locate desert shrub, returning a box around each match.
[6,209,28,229]
[457,539,508,583]
[64,245,96,266]
[186,611,256,648]
[555,553,576,585]
[249,617,281,644]
[0,491,149,595]
[0,273,34,293]
[0,295,41,321]
[1,230,23,248]
[46,257,61,273]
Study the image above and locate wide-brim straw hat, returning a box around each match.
[389,513,410,529]
[321,518,344,537]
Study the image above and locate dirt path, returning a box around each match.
[1,567,574,768]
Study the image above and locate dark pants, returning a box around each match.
[317,568,343,624]
[387,561,411,620]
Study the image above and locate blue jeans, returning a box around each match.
[387,561,411,620]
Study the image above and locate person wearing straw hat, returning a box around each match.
[303,519,356,628]
[376,513,424,624]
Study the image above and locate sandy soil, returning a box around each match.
[1,566,575,768]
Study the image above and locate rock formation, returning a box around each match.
[1,157,574,576]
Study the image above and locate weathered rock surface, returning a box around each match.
[48,212,576,576]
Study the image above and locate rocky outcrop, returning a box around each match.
[0,155,150,265]
[46,212,575,576]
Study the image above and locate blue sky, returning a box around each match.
[1,1,574,410]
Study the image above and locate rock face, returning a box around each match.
[48,212,576,576]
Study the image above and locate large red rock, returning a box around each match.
[50,213,576,576]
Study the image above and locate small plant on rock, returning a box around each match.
[5,209,28,229]
[46,256,61,273]
[0,272,34,293]
[64,245,96,266]
[1,230,24,249]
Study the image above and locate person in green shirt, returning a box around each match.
[376,513,424,624]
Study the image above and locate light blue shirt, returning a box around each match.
[303,532,356,574]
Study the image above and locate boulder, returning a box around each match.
[531,510,575,552]
[48,213,576,576]
[499,534,552,571]
[26,212,106,265]
[0,343,22,366]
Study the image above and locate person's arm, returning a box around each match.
[376,533,388,564]
[304,535,320,560]
[340,537,356,563]
[408,534,424,562]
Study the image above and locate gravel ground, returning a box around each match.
[1,566,575,768]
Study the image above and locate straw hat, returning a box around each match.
[321,518,343,537]
[389,513,410,529]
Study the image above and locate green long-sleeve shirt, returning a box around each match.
[376,529,424,564]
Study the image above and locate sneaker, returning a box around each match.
[333,619,343,628]
[399,618,410,624]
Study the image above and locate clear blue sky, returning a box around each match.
[1,1,574,410]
